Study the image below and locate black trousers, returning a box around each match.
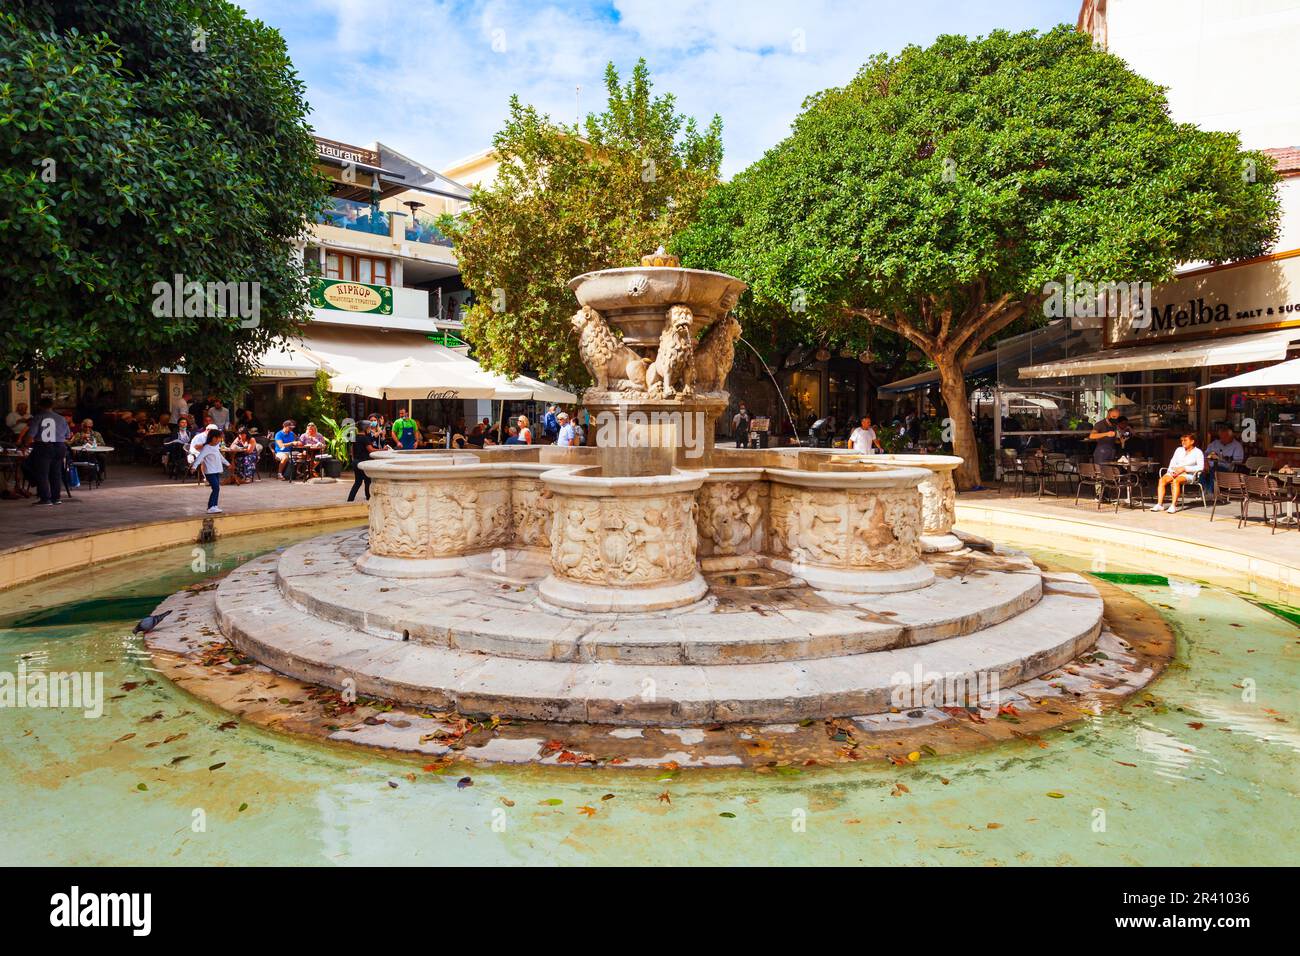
[347,469,371,501]
[31,442,66,502]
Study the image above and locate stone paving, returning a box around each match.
[0,463,356,552]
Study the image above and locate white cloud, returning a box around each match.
[240,0,1079,177]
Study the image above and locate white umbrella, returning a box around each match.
[1198,358,1300,389]
[328,357,499,400]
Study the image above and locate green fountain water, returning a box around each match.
[0,520,1296,865]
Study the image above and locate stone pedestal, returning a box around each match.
[538,467,709,612]
[872,455,962,552]
[582,392,728,472]
[763,466,935,593]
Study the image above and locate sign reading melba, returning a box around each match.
[310,276,393,315]
[1109,251,1300,345]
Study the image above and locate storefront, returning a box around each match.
[1019,250,1300,466]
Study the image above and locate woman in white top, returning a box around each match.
[191,426,228,514]
[1150,433,1205,514]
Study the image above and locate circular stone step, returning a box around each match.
[272,530,1044,665]
[212,552,1102,726]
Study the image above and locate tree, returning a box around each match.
[0,0,327,395]
[674,26,1281,487]
[445,59,723,384]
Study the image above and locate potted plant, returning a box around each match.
[318,415,351,479]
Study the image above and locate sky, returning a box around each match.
[239,0,1083,178]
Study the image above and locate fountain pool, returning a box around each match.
[1,520,1295,866]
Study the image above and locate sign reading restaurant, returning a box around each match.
[309,276,393,315]
[1108,249,1300,346]
[314,136,380,169]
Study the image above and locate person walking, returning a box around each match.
[191,425,227,514]
[348,423,380,502]
[27,397,70,506]
[849,416,883,454]
[732,402,751,448]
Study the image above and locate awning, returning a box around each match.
[1198,357,1300,389]
[879,320,1071,394]
[1019,328,1300,379]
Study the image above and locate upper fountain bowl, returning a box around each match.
[569,267,747,348]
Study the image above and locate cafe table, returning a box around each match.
[1269,471,1300,526]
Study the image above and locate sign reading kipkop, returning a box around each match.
[310,276,393,315]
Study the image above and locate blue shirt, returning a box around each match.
[274,429,297,452]
[29,410,70,444]
[558,422,577,446]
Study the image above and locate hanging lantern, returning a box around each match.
[858,350,874,364]
[815,347,831,362]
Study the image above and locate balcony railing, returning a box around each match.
[404,213,453,248]
[317,196,390,237]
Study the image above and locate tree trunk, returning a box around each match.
[935,355,981,490]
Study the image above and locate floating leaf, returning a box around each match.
[238,802,248,812]
[114,733,136,743]
[601,793,616,801]
[1046,791,1065,799]
[135,782,148,791]
[456,776,473,788]
[1187,721,1205,730]
[208,762,225,771]
[540,798,563,806]
[500,797,515,807]
[719,811,736,818]
[577,805,597,817]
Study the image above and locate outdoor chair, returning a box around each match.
[1099,462,1142,512]
[1022,456,1052,498]
[1074,462,1103,507]
[1244,456,1276,476]
[1241,475,1282,533]
[1209,470,1248,523]
[69,458,102,489]
[1156,466,1208,510]
[1049,455,1078,495]
[997,449,1025,496]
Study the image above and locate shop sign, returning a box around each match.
[1108,252,1300,345]
[310,276,393,315]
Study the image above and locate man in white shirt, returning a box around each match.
[849,416,882,454]
[556,412,578,447]
[207,399,231,430]
[1150,433,1205,513]
[5,402,29,436]
[1205,425,1244,491]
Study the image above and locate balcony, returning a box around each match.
[317,196,390,237]
[404,212,453,248]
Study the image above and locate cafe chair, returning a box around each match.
[1156,466,1208,510]
[1244,456,1276,476]
[1099,462,1142,512]
[1241,475,1282,533]
[997,449,1026,496]
[1209,470,1248,523]
[1074,462,1104,507]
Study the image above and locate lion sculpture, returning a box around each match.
[571,305,649,392]
[646,304,696,399]
[691,314,741,394]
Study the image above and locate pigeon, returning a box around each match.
[133,609,174,634]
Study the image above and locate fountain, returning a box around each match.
[196,253,1106,726]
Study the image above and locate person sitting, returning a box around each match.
[70,419,104,449]
[166,416,193,476]
[503,425,523,445]
[1150,433,1205,514]
[1205,425,1245,490]
[298,422,326,478]
[69,419,106,482]
[207,398,231,430]
[273,420,299,479]
[466,423,487,448]
[5,402,30,439]
[229,427,259,485]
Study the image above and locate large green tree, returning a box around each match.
[447,59,723,384]
[675,26,1281,487]
[0,0,326,394]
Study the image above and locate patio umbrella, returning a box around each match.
[327,357,499,400]
[1198,358,1300,389]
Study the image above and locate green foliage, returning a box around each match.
[675,25,1281,484]
[446,59,723,383]
[0,0,328,393]
[317,413,351,466]
[303,369,340,426]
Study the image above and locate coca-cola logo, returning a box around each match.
[426,389,460,400]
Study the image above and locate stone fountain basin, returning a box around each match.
[569,266,748,347]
